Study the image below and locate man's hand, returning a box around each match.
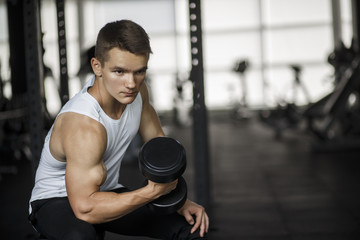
[147,179,178,199]
[177,199,209,237]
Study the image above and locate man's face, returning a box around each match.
[100,48,149,105]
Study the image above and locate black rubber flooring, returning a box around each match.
[1,111,360,239]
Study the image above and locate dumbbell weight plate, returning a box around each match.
[139,137,186,183]
[148,176,188,215]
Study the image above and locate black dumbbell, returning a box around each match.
[139,137,187,214]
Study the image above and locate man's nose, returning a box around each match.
[125,73,136,88]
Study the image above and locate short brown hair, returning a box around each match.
[95,20,152,65]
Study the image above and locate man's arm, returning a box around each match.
[137,84,210,237]
[138,83,165,142]
[62,113,176,224]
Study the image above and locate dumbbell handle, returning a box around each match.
[149,176,187,214]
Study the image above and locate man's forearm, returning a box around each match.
[72,185,159,224]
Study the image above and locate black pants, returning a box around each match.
[29,188,206,240]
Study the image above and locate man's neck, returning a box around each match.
[88,78,126,120]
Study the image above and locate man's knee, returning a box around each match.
[176,225,208,240]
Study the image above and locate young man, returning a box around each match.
[29,20,209,239]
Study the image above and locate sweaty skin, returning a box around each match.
[49,48,209,237]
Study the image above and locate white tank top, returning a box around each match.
[29,76,142,212]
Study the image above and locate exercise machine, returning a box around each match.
[259,39,360,151]
[231,59,252,120]
[258,64,310,139]
[304,46,360,151]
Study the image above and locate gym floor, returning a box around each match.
[1,110,360,240]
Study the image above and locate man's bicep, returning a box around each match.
[65,158,105,199]
[65,158,106,218]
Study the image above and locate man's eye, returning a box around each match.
[136,69,146,75]
[115,70,124,74]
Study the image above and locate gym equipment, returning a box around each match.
[231,59,252,120]
[304,54,360,147]
[259,39,360,151]
[56,0,70,105]
[139,137,187,214]
[188,0,211,212]
[327,40,357,84]
[289,65,311,104]
[258,64,307,139]
[302,39,360,149]
[173,72,193,127]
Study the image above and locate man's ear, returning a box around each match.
[91,57,102,77]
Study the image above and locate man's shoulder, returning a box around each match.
[59,90,101,121]
[56,112,107,150]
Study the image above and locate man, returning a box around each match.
[29,20,209,240]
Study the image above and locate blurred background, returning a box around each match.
[1,0,360,239]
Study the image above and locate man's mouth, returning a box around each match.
[123,92,136,97]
